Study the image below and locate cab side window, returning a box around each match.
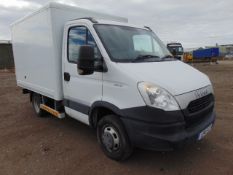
[68,26,101,63]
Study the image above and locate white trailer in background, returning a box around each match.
[11,2,215,161]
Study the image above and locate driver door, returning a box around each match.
[63,24,102,125]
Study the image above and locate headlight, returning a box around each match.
[138,82,179,111]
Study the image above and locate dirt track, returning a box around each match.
[0,61,233,175]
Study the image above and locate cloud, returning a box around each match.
[0,0,233,48]
[0,0,41,9]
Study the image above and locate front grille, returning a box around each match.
[187,94,214,114]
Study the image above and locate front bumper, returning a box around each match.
[121,109,216,151]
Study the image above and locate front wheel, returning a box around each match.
[97,115,133,161]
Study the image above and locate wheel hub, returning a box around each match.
[102,126,120,152]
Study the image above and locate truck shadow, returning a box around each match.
[60,114,214,169]
[123,140,214,173]
[29,106,215,170]
[31,112,218,175]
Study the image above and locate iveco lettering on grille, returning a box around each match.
[195,88,209,99]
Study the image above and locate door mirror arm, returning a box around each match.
[94,58,108,72]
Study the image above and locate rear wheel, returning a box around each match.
[97,115,133,161]
[31,93,46,117]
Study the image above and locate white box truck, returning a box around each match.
[12,2,216,161]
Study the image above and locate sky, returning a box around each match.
[0,0,233,48]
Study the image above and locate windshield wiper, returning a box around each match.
[162,55,173,58]
[133,54,160,62]
[161,55,176,61]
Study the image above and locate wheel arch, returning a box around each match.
[89,101,123,129]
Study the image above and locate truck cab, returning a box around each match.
[62,19,215,159]
[167,43,184,60]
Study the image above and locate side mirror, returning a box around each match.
[77,45,95,75]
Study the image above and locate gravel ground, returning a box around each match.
[0,61,233,175]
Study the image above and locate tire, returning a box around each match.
[97,115,133,161]
[31,93,46,117]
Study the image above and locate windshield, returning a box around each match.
[167,45,184,55]
[94,24,173,62]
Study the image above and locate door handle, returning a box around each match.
[64,72,70,81]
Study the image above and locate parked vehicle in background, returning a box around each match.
[11,2,216,161]
[183,52,193,62]
[167,42,184,60]
[225,54,233,59]
[193,48,219,62]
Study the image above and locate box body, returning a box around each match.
[11,2,127,100]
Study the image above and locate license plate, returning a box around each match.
[197,124,212,140]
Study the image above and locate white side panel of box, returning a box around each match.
[11,8,62,100]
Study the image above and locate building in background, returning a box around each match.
[0,40,14,69]
[218,44,233,57]
[206,44,233,57]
